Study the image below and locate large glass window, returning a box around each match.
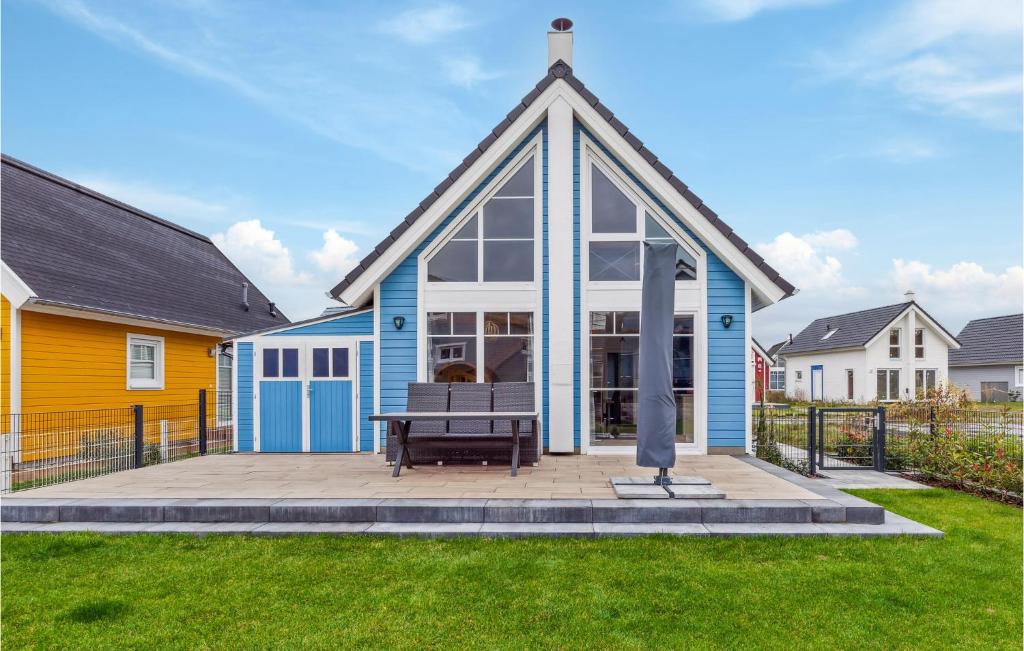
[914,328,925,359]
[889,328,901,359]
[588,162,698,283]
[915,369,937,397]
[427,311,535,384]
[483,312,534,382]
[427,312,477,382]
[877,369,900,401]
[590,311,695,447]
[427,156,535,283]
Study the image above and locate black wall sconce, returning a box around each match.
[721,314,734,329]
[393,315,406,330]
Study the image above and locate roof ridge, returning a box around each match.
[329,60,795,300]
[963,313,1024,324]
[1,154,212,243]
[808,300,909,323]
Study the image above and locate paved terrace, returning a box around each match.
[12,453,822,501]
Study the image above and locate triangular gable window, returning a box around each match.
[428,156,536,283]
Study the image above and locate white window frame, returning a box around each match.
[1016,366,1024,387]
[889,328,902,360]
[877,368,900,402]
[769,369,785,391]
[126,333,165,390]
[915,368,938,396]
[421,144,542,289]
[584,155,701,288]
[795,370,803,381]
[914,328,925,359]
[424,310,537,384]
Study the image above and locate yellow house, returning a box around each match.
[1,155,287,458]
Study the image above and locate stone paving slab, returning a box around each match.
[0,511,942,537]
[611,476,711,485]
[611,484,670,499]
[666,485,726,499]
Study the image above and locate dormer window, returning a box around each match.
[427,155,536,283]
[587,162,699,283]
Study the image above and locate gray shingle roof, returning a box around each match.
[781,302,913,356]
[949,314,1023,366]
[1,155,287,335]
[329,60,795,301]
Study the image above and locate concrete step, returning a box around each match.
[0,511,943,538]
[1,496,885,525]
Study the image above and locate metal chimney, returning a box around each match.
[241,282,250,311]
[268,301,276,317]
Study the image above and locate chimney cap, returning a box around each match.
[551,17,573,31]
[904,289,916,302]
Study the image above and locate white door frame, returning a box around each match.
[252,336,367,452]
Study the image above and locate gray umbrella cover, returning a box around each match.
[636,241,678,469]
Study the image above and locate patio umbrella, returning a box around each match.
[636,241,677,484]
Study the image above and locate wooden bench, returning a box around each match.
[369,382,539,477]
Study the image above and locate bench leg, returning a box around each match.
[511,420,520,477]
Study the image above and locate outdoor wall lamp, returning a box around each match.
[393,315,406,330]
[721,314,734,329]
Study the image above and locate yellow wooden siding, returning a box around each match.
[20,309,221,412]
[1,294,10,415]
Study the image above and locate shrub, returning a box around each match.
[902,425,1022,498]
[77,429,127,462]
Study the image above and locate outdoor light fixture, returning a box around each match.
[393,315,406,330]
[721,314,734,329]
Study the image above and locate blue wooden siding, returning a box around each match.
[359,341,374,451]
[236,342,254,451]
[259,381,303,451]
[269,310,374,336]
[310,380,353,451]
[377,124,547,449]
[577,123,748,449]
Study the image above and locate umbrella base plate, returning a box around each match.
[611,476,724,499]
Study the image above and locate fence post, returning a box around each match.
[875,406,887,472]
[807,406,816,475]
[198,389,208,455]
[133,405,144,469]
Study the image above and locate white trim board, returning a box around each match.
[337,78,789,311]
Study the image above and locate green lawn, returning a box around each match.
[2,489,1020,650]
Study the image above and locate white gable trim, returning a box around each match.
[338,78,788,307]
[863,304,960,350]
[227,307,374,340]
[1,262,35,308]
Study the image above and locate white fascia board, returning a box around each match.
[559,91,788,306]
[862,305,960,350]
[224,307,375,340]
[339,78,789,307]
[1,261,36,308]
[338,86,560,307]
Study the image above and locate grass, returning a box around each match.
[2,489,1020,650]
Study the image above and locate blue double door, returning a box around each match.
[258,341,355,452]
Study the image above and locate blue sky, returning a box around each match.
[3,0,1021,344]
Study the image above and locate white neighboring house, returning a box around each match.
[779,291,960,402]
[948,314,1024,402]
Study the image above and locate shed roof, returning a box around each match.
[1,155,286,335]
[949,314,1023,366]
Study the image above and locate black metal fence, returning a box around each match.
[1,390,232,493]
[753,402,1023,496]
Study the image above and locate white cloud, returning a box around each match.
[755,229,860,290]
[70,175,229,223]
[309,229,360,277]
[815,0,1022,129]
[801,228,858,250]
[442,56,502,89]
[697,0,837,22]
[869,138,938,163]
[891,259,1024,315]
[380,4,472,44]
[211,220,312,286]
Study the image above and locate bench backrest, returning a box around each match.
[407,383,448,435]
[493,382,535,434]
[447,382,493,434]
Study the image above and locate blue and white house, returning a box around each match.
[230,24,795,458]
